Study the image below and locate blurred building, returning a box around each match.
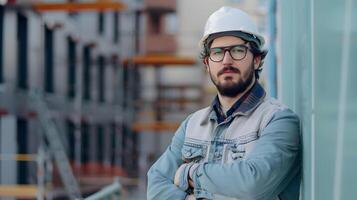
[0,0,140,198]
[0,0,271,199]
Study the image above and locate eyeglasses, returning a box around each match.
[208,44,252,62]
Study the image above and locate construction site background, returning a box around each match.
[0,0,356,199]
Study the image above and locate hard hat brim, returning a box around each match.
[203,31,264,49]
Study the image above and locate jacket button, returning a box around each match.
[231,153,238,160]
[185,150,192,157]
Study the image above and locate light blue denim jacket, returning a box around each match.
[147,83,301,200]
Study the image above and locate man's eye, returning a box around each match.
[231,47,245,53]
[211,49,223,55]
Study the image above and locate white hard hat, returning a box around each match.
[199,6,265,49]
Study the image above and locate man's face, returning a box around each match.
[205,36,260,97]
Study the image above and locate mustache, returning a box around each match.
[217,66,240,76]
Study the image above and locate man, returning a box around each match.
[147,6,301,200]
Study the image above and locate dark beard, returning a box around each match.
[211,66,254,97]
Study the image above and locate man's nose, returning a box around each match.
[222,51,233,65]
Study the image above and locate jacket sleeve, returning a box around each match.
[147,117,190,200]
[191,109,301,200]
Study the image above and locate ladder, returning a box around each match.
[30,90,82,199]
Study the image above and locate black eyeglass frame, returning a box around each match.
[208,44,253,62]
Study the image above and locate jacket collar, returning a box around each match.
[231,81,266,116]
[201,81,266,125]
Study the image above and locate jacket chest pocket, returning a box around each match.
[223,143,246,163]
[223,131,259,163]
[181,144,207,164]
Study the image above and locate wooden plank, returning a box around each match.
[124,54,196,66]
[0,154,37,161]
[131,121,180,132]
[0,185,38,198]
[33,1,126,12]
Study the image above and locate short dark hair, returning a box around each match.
[200,37,268,80]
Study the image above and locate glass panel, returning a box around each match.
[314,0,357,199]
[279,0,357,199]
[278,0,312,197]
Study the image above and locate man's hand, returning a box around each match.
[188,178,194,188]
[175,163,196,188]
[174,163,187,186]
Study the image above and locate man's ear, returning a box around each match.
[203,57,209,65]
[203,57,209,71]
[254,55,262,69]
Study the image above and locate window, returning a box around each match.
[134,10,141,53]
[17,13,28,89]
[17,118,28,184]
[67,0,78,17]
[130,131,139,173]
[83,45,91,100]
[44,25,54,93]
[110,123,117,165]
[66,120,75,160]
[113,11,120,43]
[98,12,104,35]
[121,124,128,167]
[97,55,105,102]
[164,13,177,34]
[149,13,161,34]
[0,6,4,83]
[67,37,76,98]
[279,1,357,199]
[96,125,104,163]
[111,56,122,104]
[81,122,89,163]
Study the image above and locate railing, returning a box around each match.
[0,151,50,200]
[81,177,122,200]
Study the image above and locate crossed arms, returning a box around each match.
[147,110,301,200]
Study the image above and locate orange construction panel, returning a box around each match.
[0,185,38,198]
[33,1,126,12]
[124,54,196,66]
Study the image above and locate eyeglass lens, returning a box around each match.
[209,45,248,62]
